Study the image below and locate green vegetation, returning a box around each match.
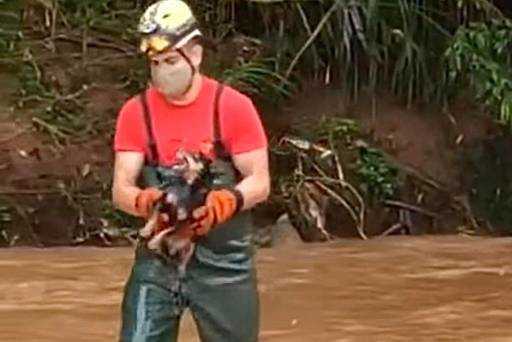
[6,1,509,122]
[189,0,504,105]
[220,58,293,101]
[446,19,512,126]
[8,1,508,105]
[357,147,398,203]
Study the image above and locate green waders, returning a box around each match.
[119,84,259,342]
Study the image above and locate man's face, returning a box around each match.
[148,43,203,70]
[149,49,185,68]
[148,43,204,98]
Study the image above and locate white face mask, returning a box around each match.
[150,58,194,99]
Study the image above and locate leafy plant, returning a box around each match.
[314,117,360,144]
[357,146,398,202]
[221,58,293,100]
[445,19,512,127]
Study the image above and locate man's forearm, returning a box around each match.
[235,174,270,211]
[112,184,142,217]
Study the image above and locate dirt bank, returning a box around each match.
[1,53,510,246]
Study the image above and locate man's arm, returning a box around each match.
[232,147,270,210]
[112,151,145,216]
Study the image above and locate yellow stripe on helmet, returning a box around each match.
[140,35,172,55]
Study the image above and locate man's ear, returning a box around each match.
[189,44,203,69]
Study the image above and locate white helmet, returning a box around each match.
[138,0,202,55]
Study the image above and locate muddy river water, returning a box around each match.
[0,236,511,341]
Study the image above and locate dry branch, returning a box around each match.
[379,223,403,238]
[52,33,136,54]
[285,0,342,78]
[384,200,438,218]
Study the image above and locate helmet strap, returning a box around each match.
[176,48,196,96]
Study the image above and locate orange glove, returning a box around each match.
[190,189,244,237]
[134,187,163,218]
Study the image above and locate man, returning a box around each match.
[111,1,270,341]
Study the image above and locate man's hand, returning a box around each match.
[189,189,242,236]
[135,187,164,218]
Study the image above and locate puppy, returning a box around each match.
[140,150,211,273]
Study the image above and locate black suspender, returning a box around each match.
[139,83,230,165]
[140,91,158,165]
[212,83,230,160]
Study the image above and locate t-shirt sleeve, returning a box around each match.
[113,97,147,154]
[221,91,268,155]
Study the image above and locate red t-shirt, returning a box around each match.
[114,76,268,166]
